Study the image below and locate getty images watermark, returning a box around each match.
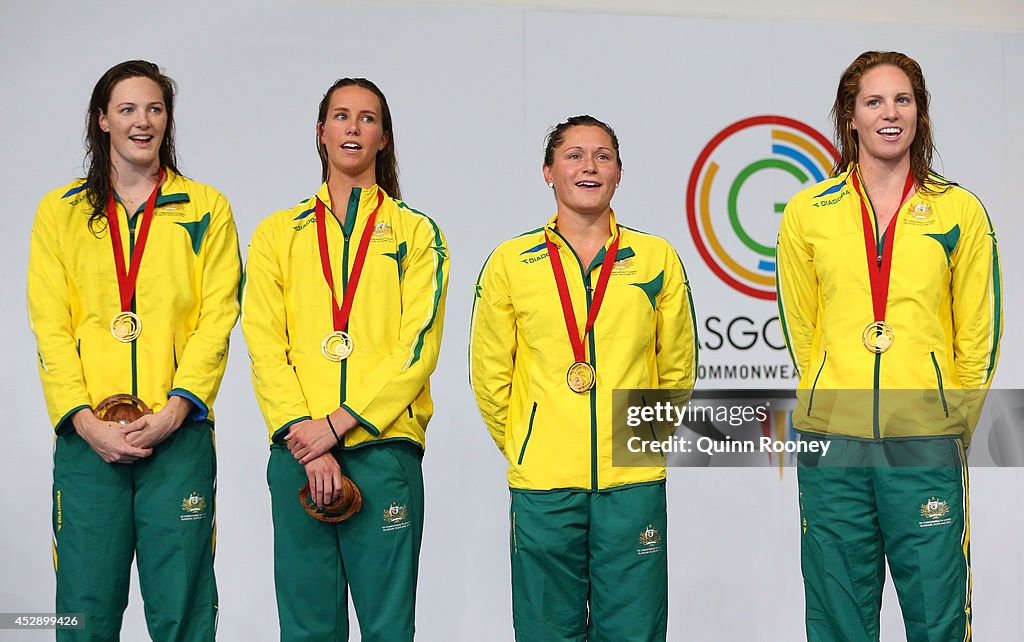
[611,389,1024,468]
[623,396,830,457]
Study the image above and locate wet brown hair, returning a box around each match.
[316,78,401,199]
[831,51,944,192]
[84,60,179,233]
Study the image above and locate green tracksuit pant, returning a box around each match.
[509,481,668,642]
[798,436,971,642]
[268,440,424,642]
[53,421,218,642]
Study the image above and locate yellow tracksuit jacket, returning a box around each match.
[28,171,241,431]
[777,165,1002,443]
[470,213,698,491]
[242,184,448,447]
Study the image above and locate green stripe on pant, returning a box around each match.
[509,481,667,642]
[53,421,218,642]
[268,440,424,642]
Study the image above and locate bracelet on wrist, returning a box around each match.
[326,413,341,443]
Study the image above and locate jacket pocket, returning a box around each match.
[930,352,949,417]
[517,402,538,465]
[807,351,828,416]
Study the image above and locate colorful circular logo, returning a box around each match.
[686,116,839,300]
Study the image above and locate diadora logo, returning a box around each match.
[519,241,549,265]
[810,183,850,208]
[292,204,316,231]
[686,116,838,300]
[293,216,316,232]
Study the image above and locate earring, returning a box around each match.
[548,182,554,188]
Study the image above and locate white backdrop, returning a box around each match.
[2,2,1022,640]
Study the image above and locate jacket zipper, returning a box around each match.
[869,190,884,439]
[550,228,601,490]
[338,230,351,407]
[128,209,139,397]
[337,191,358,408]
[586,276,597,490]
[873,353,881,439]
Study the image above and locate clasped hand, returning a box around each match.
[286,409,358,465]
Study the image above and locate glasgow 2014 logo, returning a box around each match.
[686,116,839,300]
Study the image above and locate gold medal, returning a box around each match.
[321,331,354,362]
[105,170,162,346]
[546,228,618,397]
[566,361,596,394]
[110,311,142,342]
[862,321,894,353]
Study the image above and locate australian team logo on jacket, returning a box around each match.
[371,221,394,242]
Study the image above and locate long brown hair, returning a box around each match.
[84,60,179,233]
[315,78,401,199]
[831,51,944,192]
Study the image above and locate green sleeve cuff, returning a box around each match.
[55,404,90,436]
[272,416,312,445]
[340,403,380,436]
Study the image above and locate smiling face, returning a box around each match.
[98,75,167,174]
[542,125,621,219]
[851,64,918,168]
[318,85,388,187]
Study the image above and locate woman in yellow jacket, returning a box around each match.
[777,51,1002,641]
[28,60,240,641]
[242,78,448,642]
[470,115,698,642]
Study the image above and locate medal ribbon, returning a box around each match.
[544,227,620,364]
[106,168,164,313]
[851,167,915,323]
[314,190,384,332]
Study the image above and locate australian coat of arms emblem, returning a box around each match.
[919,497,950,520]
